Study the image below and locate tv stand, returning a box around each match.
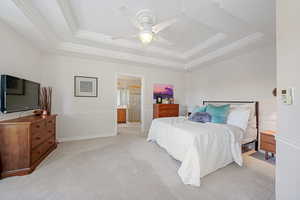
[0,114,57,178]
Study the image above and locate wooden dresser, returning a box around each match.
[153,104,179,119]
[260,130,276,160]
[0,114,57,178]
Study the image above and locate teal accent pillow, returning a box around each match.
[206,104,230,124]
[190,106,207,117]
[192,106,207,113]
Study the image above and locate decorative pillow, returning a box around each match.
[188,112,212,123]
[190,106,207,117]
[192,105,207,113]
[206,104,230,124]
[227,108,251,130]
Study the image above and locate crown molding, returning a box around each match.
[56,0,185,60]
[56,0,78,34]
[56,42,184,70]
[182,33,227,58]
[12,0,60,45]
[186,32,264,69]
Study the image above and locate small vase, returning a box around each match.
[42,110,48,118]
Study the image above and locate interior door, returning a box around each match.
[128,93,141,122]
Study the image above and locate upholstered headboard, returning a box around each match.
[203,101,259,150]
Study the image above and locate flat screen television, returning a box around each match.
[0,75,40,113]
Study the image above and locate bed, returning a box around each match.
[147,101,259,187]
[203,101,259,150]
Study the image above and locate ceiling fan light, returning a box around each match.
[139,31,153,44]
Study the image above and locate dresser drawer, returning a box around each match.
[46,117,55,128]
[260,142,276,153]
[261,134,275,144]
[31,131,45,149]
[31,136,55,164]
[31,127,55,149]
[159,113,177,117]
[158,108,178,113]
[158,104,178,109]
[31,121,46,134]
[159,110,178,117]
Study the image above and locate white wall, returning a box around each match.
[185,45,277,131]
[276,1,300,199]
[0,20,41,120]
[40,54,186,141]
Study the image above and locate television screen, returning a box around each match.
[1,75,40,113]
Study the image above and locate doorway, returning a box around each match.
[116,74,142,135]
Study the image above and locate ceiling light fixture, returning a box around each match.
[139,30,153,44]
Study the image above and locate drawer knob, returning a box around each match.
[36,125,40,128]
[48,130,52,133]
[36,137,41,140]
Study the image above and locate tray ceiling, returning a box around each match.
[0,0,275,70]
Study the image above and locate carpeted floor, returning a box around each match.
[0,127,275,200]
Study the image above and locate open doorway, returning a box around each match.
[116,74,142,135]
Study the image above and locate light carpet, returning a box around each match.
[0,128,275,200]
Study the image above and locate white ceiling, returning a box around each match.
[0,0,275,70]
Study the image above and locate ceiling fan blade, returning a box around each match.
[154,35,173,45]
[119,6,140,29]
[152,17,178,33]
[111,34,137,40]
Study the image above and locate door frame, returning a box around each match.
[115,72,144,134]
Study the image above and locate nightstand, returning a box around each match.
[260,130,276,160]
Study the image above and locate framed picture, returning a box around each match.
[153,83,174,102]
[74,76,98,97]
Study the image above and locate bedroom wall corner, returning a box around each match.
[185,45,277,131]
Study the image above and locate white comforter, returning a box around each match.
[147,117,244,186]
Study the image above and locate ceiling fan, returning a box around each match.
[111,7,179,45]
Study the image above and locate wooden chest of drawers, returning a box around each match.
[260,130,276,160]
[0,115,57,178]
[153,104,179,119]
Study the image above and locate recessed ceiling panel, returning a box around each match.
[31,0,72,38]
[159,18,218,52]
[70,0,181,36]
[0,0,275,70]
[0,0,47,48]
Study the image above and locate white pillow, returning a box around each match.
[227,108,251,131]
[231,103,255,120]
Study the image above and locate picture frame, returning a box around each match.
[74,76,98,97]
[153,83,174,102]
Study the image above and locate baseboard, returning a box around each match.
[57,133,116,142]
